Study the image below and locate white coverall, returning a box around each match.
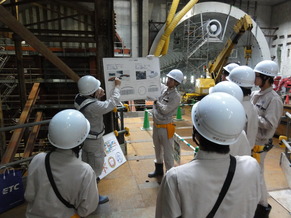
[251,86,283,206]
[229,130,251,156]
[251,87,283,146]
[74,86,120,177]
[25,150,98,218]
[156,151,262,218]
[242,95,258,149]
[152,84,181,171]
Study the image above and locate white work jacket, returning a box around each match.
[153,84,181,124]
[251,87,283,145]
[25,149,98,218]
[242,95,258,148]
[156,151,262,218]
[229,130,251,156]
[74,87,120,134]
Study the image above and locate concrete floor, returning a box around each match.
[1,106,291,218]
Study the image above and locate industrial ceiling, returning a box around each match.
[200,0,288,6]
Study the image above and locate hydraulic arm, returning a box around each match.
[208,14,253,83]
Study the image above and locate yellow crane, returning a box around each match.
[184,14,253,102]
[208,14,253,83]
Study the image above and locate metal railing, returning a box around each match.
[0,120,50,132]
[281,112,291,162]
[0,156,34,170]
[279,112,291,188]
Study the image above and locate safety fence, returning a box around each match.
[279,112,291,189]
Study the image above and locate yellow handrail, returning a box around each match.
[161,0,180,55]
[154,0,199,57]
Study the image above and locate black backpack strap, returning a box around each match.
[45,152,76,209]
[206,155,236,218]
[74,94,95,112]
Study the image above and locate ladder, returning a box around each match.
[0,46,15,102]
[0,46,9,70]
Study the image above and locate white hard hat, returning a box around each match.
[227,65,255,88]
[167,69,184,84]
[209,81,243,102]
[48,109,90,149]
[191,92,246,145]
[254,60,278,77]
[78,75,101,96]
[223,63,239,74]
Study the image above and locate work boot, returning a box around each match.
[99,195,109,204]
[148,163,164,178]
[254,204,272,218]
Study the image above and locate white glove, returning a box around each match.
[146,55,155,60]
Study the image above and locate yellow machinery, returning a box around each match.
[183,77,215,103]
[183,14,253,102]
[208,14,253,83]
[195,77,215,95]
